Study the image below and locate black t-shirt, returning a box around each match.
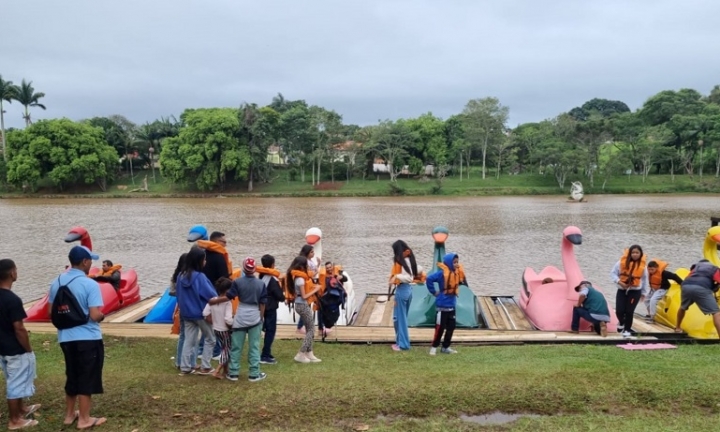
[203,251,230,286]
[0,289,28,356]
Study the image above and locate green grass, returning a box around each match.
[1,169,719,198]
[19,334,720,431]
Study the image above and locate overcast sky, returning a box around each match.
[2,0,719,129]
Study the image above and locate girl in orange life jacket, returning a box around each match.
[610,244,649,338]
[296,245,319,334]
[644,260,683,323]
[286,256,322,363]
[390,240,421,351]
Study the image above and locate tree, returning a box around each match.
[492,133,515,179]
[0,75,18,161]
[598,143,633,190]
[371,120,415,182]
[568,98,630,121]
[160,108,251,191]
[15,80,46,126]
[635,125,673,182]
[461,97,509,179]
[511,121,553,174]
[5,119,118,191]
[640,89,704,126]
[238,104,280,192]
[706,85,720,105]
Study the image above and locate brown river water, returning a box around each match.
[0,195,716,306]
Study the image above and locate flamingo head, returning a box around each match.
[64,226,89,244]
[432,226,449,245]
[305,227,322,245]
[187,225,208,242]
[563,226,583,246]
[709,226,720,245]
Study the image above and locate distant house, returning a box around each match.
[373,157,435,176]
[267,145,286,166]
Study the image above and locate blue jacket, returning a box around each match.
[177,271,217,320]
[426,253,464,309]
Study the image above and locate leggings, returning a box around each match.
[295,303,315,353]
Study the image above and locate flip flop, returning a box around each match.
[63,411,79,426]
[23,404,41,418]
[8,418,38,430]
[77,417,106,430]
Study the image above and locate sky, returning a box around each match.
[2,0,719,129]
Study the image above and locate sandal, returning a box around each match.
[8,419,38,430]
[24,404,41,418]
[63,411,79,426]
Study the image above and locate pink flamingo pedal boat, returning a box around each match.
[519,226,618,332]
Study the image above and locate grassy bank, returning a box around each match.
[1,172,719,199]
[20,334,720,431]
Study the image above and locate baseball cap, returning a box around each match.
[574,280,591,291]
[69,245,99,262]
[243,257,256,274]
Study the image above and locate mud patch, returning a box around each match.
[460,412,541,425]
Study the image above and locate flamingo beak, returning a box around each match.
[306,234,321,245]
[566,234,582,245]
[64,232,82,243]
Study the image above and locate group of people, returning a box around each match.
[0,245,108,430]
[170,230,348,382]
[388,240,468,355]
[571,244,720,338]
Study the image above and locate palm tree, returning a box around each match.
[0,75,18,161]
[15,80,46,126]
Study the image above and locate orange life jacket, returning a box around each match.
[436,262,465,296]
[256,266,281,278]
[649,259,669,290]
[171,304,180,335]
[619,249,647,287]
[98,265,122,277]
[390,261,426,285]
[196,240,233,275]
[291,269,320,310]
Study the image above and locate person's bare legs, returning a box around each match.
[75,395,106,429]
[7,398,31,429]
[675,308,686,332]
[712,313,720,338]
[64,395,77,425]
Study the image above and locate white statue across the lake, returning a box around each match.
[570,181,584,202]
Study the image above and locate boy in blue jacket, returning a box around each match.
[426,253,466,355]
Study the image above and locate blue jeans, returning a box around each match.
[181,319,216,372]
[261,309,278,359]
[571,307,602,333]
[393,283,413,350]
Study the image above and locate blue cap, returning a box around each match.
[68,245,99,262]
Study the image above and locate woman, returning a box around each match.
[176,247,218,375]
[610,244,648,338]
[296,244,319,333]
[170,252,189,370]
[390,240,420,351]
[287,256,322,363]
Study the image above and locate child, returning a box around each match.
[425,253,466,355]
[645,260,683,322]
[203,277,233,379]
[258,254,285,365]
[318,261,348,336]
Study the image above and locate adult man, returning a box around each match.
[49,246,106,429]
[201,231,231,285]
[675,259,720,336]
[644,260,683,322]
[571,281,611,337]
[90,260,122,291]
[0,259,40,430]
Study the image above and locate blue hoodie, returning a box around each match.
[176,271,217,320]
[426,253,462,309]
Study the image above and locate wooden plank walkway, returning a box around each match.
[104,294,161,324]
[24,322,677,345]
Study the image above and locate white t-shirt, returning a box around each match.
[202,301,233,331]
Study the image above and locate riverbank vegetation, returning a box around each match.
[24,334,720,431]
[1,74,719,197]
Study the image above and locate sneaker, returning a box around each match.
[212,355,221,361]
[296,328,306,335]
[226,374,239,381]
[429,347,437,356]
[248,373,267,382]
[260,358,277,365]
[621,331,633,338]
[599,322,608,337]
[294,353,310,364]
[441,347,458,354]
[391,344,402,352]
[617,325,624,333]
[306,352,322,363]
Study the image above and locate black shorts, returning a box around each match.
[60,340,104,396]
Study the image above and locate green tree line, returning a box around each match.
[1,73,720,193]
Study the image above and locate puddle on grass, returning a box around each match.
[460,412,541,425]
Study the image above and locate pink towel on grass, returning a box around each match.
[616,343,676,350]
